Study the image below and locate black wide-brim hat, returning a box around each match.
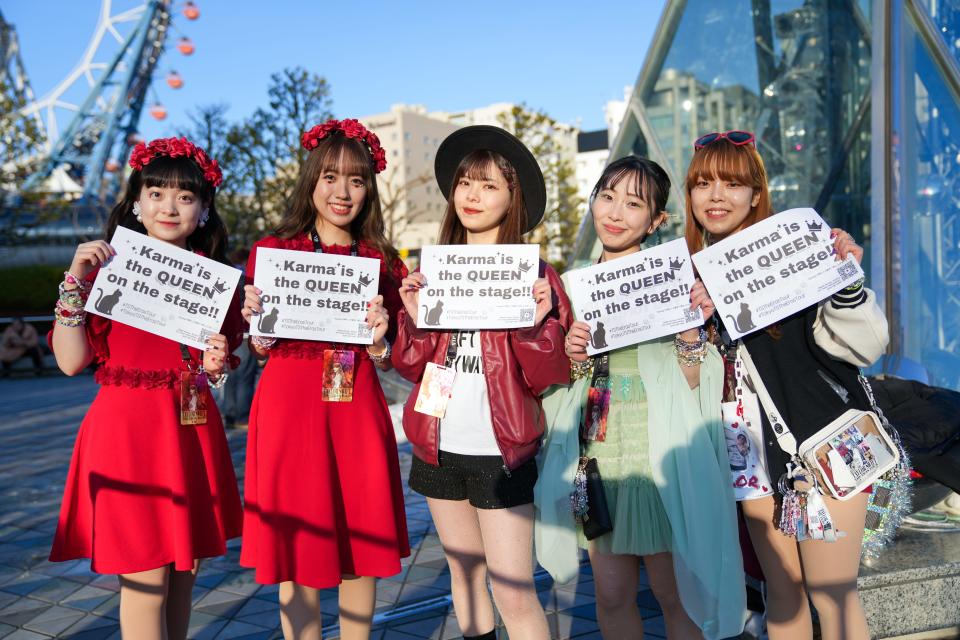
[435,125,546,233]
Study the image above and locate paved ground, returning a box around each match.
[0,373,674,639]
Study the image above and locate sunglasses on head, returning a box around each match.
[694,130,756,150]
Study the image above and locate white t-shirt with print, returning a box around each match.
[438,331,500,456]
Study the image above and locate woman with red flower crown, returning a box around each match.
[240,119,409,640]
[49,138,243,640]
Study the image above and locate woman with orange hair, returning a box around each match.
[682,131,890,640]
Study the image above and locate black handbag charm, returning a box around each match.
[571,456,614,540]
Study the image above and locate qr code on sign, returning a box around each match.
[837,262,858,279]
[357,323,372,338]
[683,308,700,322]
[519,308,535,322]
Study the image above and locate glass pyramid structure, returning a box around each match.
[572,0,960,389]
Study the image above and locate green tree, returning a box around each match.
[178,103,262,250]
[497,104,583,270]
[180,68,335,249]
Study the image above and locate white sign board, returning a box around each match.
[249,247,380,344]
[565,239,702,355]
[85,226,241,349]
[692,208,864,340]
[417,244,540,330]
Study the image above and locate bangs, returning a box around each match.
[316,136,374,181]
[685,142,758,188]
[140,155,207,195]
[597,166,647,202]
[454,150,514,186]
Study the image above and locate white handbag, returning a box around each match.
[739,346,900,501]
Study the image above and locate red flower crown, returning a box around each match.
[129,136,223,188]
[301,118,387,173]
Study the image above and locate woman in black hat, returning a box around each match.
[392,126,572,640]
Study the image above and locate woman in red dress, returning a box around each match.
[49,138,243,640]
[240,119,410,640]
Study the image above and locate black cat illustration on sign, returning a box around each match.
[725,302,756,334]
[590,321,608,349]
[93,288,122,315]
[258,307,279,334]
[422,301,444,326]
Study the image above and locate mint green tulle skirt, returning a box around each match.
[577,347,672,555]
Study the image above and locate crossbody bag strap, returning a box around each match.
[738,344,798,457]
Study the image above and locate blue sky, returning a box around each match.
[6,0,665,144]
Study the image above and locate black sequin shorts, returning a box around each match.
[409,450,538,509]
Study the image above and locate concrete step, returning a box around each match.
[860,528,960,638]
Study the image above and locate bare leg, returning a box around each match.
[587,549,643,639]
[477,503,549,640]
[119,566,170,640]
[165,560,200,640]
[278,581,322,640]
[798,492,870,640]
[741,495,812,639]
[338,574,376,640]
[642,552,702,639]
[427,497,495,636]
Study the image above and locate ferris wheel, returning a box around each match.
[14,0,203,203]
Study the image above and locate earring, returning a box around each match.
[199,208,209,228]
[132,201,143,223]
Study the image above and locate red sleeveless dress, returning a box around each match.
[50,291,244,574]
[239,234,410,588]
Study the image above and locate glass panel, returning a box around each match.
[892,11,960,388]
[573,0,874,271]
[915,0,960,63]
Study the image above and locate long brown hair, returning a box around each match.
[683,139,772,254]
[437,150,526,245]
[105,155,229,264]
[275,134,400,271]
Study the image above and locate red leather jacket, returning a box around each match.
[392,262,572,471]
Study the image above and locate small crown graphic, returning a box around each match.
[669,257,684,270]
[212,278,228,293]
[518,259,532,273]
[357,274,373,287]
[807,220,823,232]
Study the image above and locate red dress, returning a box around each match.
[50,297,244,575]
[239,234,411,588]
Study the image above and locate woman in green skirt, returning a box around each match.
[536,156,745,639]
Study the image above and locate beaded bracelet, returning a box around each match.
[54,300,86,327]
[63,271,91,292]
[841,278,865,292]
[58,282,87,309]
[367,339,392,365]
[250,335,277,350]
[206,371,229,389]
[674,328,708,367]
[569,358,594,381]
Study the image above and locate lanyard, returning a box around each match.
[178,343,197,368]
[311,229,359,352]
[310,229,358,257]
[444,331,461,368]
[589,353,609,384]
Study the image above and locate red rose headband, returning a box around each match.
[301,118,387,173]
[128,136,223,188]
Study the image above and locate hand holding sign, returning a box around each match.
[532,277,554,326]
[69,240,117,280]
